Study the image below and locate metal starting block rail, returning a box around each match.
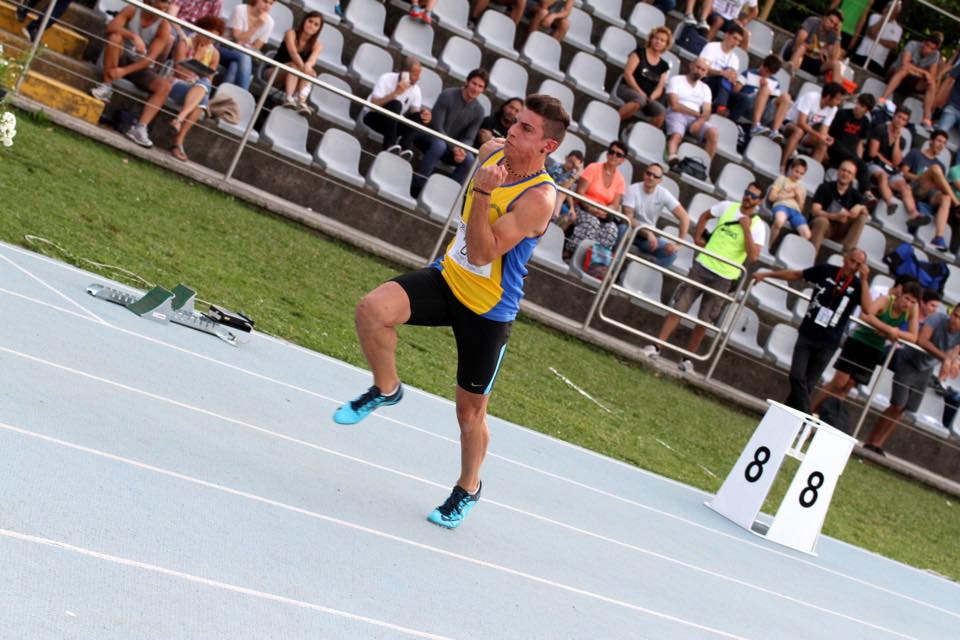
[87,283,250,347]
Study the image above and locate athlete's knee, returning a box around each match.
[455,397,488,428]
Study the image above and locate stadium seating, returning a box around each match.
[522,32,565,81]
[532,224,572,275]
[476,11,519,59]
[391,16,437,67]
[439,37,482,82]
[579,101,621,147]
[597,25,637,67]
[345,0,390,46]
[367,151,418,209]
[567,8,597,54]
[313,128,365,187]
[417,173,462,223]
[488,58,529,102]
[212,83,260,142]
[261,107,313,165]
[309,74,355,130]
[626,3,665,41]
[433,0,472,38]
[317,24,349,75]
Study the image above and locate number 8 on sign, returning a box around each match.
[799,471,824,508]
[744,446,770,483]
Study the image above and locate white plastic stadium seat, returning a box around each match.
[660,224,693,276]
[549,132,586,165]
[579,100,620,147]
[876,199,914,242]
[709,114,741,162]
[268,2,294,48]
[521,31,565,81]
[917,219,953,253]
[794,154,825,196]
[476,11,519,59]
[345,0,389,46]
[313,128,365,187]
[565,52,609,101]
[570,239,604,288]
[348,42,394,89]
[661,175,680,200]
[433,0,472,38]
[302,0,341,24]
[532,223,572,275]
[308,74,355,130]
[748,280,794,323]
[366,151,418,209]
[746,20,773,58]
[261,108,312,165]
[944,264,960,305]
[419,66,443,108]
[489,57,529,102]
[417,173,461,222]
[687,193,720,219]
[744,135,783,180]
[211,83,259,142]
[597,25,636,67]
[626,122,666,166]
[676,142,714,191]
[566,8,597,54]
[912,390,950,438]
[96,0,129,19]
[538,79,578,131]
[775,234,816,271]
[714,162,755,200]
[626,3,664,41]
[391,16,437,67]
[858,225,889,273]
[764,323,798,370]
[725,306,764,358]
[622,261,665,312]
[217,0,242,22]
[584,0,626,28]
[439,37,482,82]
[317,23,348,75]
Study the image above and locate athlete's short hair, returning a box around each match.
[524,94,569,145]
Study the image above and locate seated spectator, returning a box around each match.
[783,9,845,82]
[825,92,876,185]
[682,0,757,48]
[865,106,921,224]
[617,26,672,128]
[410,69,488,195]
[526,0,574,42]
[809,159,869,253]
[566,142,628,257]
[408,0,437,24]
[470,0,523,25]
[274,12,324,114]
[700,26,744,116]
[220,0,275,91]
[812,282,920,413]
[893,131,960,250]
[167,14,225,162]
[363,56,429,156]
[880,32,943,128]
[775,82,845,172]
[830,0,872,52]
[476,96,522,146]
[728,55,784,136]
[547,149,584,230]
[622,163,691,267]
[934,57,960,137]
[865,302,960,454]
[641,184,766,372]
[753,247,870,414]
[768,158,810,247]
[90,0,174,149]
[170,0,223,25]
[851,1,902,75]
[947,161,960,253]
[664,58,719,166]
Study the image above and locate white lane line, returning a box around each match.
[0,422,751,640]
[0,527,452,640]
[2,281,959,620]
[0,356,928,640]
[0,253,109,326]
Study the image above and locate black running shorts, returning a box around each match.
[393,267,512,395]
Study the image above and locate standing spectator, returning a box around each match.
[90,0,174,149]
[617,26,671,128]
[776,82,845,172]
[408,0,437,24]
[470,0,523,25]
[363,57,428,155]
[622,163,691,267]
[729,55,784,136]
[641,183,766,372]
[812,282,921,412]
[274,11,324,114]
[893,131,960,250]
[865,105,911,215]
[220,0,275,90]
[700,26,744,116]
[566,142,627,256]
[864,305,960,455]
[851,1,903,75]
[476,96,522,145]
[809,159,870,253]
[411,69,488,195]
[525,0,574,42]
[880,32,943,128]
[548,149,584,230]
[826,92,876,184]
[753,247,871,413]
[768,158,810,247]
[664,58,719,166]
[783,9,845,82]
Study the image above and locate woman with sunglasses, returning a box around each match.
[565,142,628,258]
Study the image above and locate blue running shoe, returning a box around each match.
[427,482,481,529]
[932,235,948,251]
[333,384,403,425]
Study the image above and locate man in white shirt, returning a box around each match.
[664,58,719,165]
[363,56,431,158]
[700,26,744,116]
[851,1,903,75]
[771,82,845,172]
[622,163,691,267]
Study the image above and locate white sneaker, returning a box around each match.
[641,345,660,359]
[90,82,113,101]
[683,13,696,24]
[679,358,695,373]
[697,19,710,31]
[125,123,153,148]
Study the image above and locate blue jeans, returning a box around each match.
[704,75,734,108]
[219,46,253,90]
[632,235,678,268]
[937,104,960,136]
[652,0,676,12]
[412,133,475,192]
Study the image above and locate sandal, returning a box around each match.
[171,144,189,162]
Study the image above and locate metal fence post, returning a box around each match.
[704,278,755,382]
[222,65,278,184]
[581,222,634,330]
[851,344,899,440]
[12,0,58,94]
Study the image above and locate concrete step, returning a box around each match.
[18,68,104,123]
[0,0,88,58]
[0,29,99,93]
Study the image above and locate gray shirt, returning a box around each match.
[892,40,941,72]
[900,312,960,372]
[430,88,485,147]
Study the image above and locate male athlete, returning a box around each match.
[334,94,570,528]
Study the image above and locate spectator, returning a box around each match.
[220,0,275,91]
[864,304,960,455]
[566,142,627,256]
[17,0,73,42]
[408,0,437,24]
[363,56,429,156]
[812,281,921,412]
[617,26,671,128]
[893,131,960,250]
[664,58,719,166]
[825,92,876,184]
[851,1,903,75]
[470,0,523,25]
[526,0,574,42]
[776,82,845,172]
[768,158,810,247]
[865,105,911,215]
[830,0,872,52]
[682,0,757,46]
[880,31,943,128]
[947,160,960,253]
[274,11,324,114]
[700,25,744,116]
[729,54,785,136]
[753,247,871,414]
[622,163,691,268]
[641,183,766,372]
[167,14,225,162]
[547,149,584,230]
[809,159,869,253]
[934,57,960,137]
[170,0,223,25]
[90,0,173,149]
[476,96,522,146]
[783,9,845,82]
[410,69,488,195]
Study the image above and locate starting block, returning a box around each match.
[87,283,251,347]
[706,400,857,555]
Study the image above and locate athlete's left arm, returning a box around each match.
[465,180,556,266]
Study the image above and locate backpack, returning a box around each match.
[883,242,950,294]
[676,24,707,56]
[582,242,612,279]
[817,396,850,433]
[675,156,708,181]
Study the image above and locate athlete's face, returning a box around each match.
[506,109,557,157]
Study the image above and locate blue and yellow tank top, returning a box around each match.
[433,147,555,322]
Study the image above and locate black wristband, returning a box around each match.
[472,187,492,196]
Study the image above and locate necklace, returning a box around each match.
[504,157,540,181]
